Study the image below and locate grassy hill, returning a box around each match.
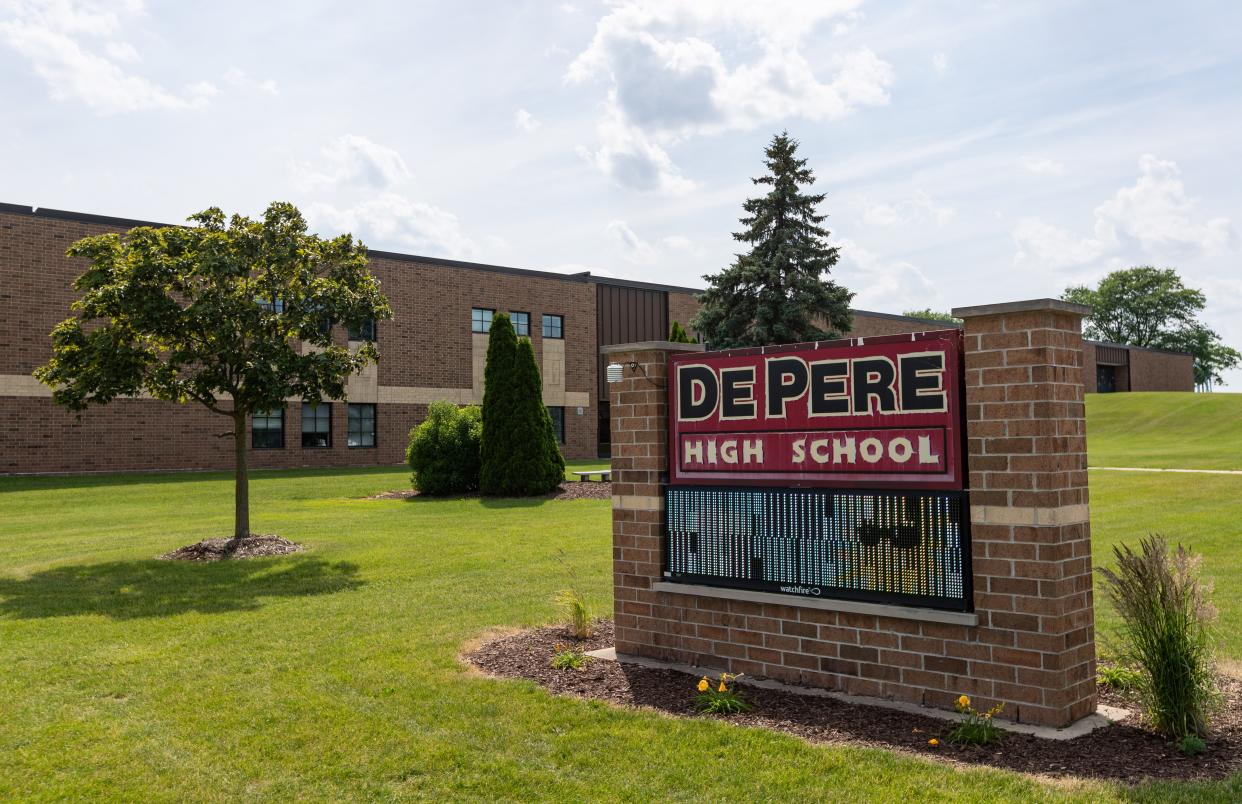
[1087,392,1242,470]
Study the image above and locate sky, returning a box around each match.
[2,0,1240,385]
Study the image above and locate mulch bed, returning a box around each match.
[160,534,304,561]
[466,620,1242,783]
[368,481,612,501]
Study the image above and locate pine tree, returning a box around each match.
[691,132,853,348]
[479,312,518,494]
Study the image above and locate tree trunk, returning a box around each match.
[233,410,249,542]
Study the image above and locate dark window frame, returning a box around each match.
[472,307,495,334]
[301,402,332,449]
[252,408,285,449]
[347,403,377,449]
[347,318,377,342]
[510,311,531,337]
[542,313,564,339]
[547,405,565,444]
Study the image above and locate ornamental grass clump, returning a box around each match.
[947,695,1004,746]
[1097,535,1220,741]
[550,644,589,671]
[693,673,751,715]
[554,588,593,640]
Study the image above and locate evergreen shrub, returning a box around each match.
[406,401,482,495]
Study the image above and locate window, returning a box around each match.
[258,297,284,313]
[547,406,565,444]
[542,314,563,339]
[252,408,284,449]
[348,404,376,448]
[472,308,494,334]
[511,311,530,337]
[301,402,332,448]
[348,318,376,342]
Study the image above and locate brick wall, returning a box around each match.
[1128,346,1194,392]
[0,206,599,473]
[606,300,1098,728]
[667,290,701,341]
[847,310,957,339]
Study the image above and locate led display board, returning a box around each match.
[664,330,971,610]
[665,486,972,611]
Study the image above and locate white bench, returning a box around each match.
[572,469,612,482]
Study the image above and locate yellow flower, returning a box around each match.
[957,695,970,709]
[718,681,728,693]
[928,738,939,746]
[697,678,709,692]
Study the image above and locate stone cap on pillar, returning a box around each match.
[952,298,1092,319]
[600,341,706,355]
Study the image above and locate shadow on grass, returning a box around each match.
[0,465,406,494]
[0,555,363,620]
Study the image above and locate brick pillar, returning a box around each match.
[951,298,1097,726]
[602,341,705,657]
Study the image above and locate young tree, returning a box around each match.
[35,203,392,542]
[1063,266,1239,387]
[692,131,853,348]
[479,313,564,495]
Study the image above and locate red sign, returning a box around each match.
[669,330,965,490]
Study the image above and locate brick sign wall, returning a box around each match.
[604,298,1097,728]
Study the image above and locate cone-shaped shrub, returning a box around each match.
[669,320,696,343]
[479,313,564,495]
[406,402,482,495]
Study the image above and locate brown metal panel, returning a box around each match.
[596,283,670,400]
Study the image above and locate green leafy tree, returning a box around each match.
[1063,266,1239,388]
[1063,267,1205,346]
[479,314,564,495]
[668,320,696,343]
[407,402,482,495]
[34,203,392,541]
[903,308,962,325]
[692,131,853,348]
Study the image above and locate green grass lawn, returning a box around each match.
[1087,392,1242,470]
[1,464,1239,801]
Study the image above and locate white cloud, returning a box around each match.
[1097,154,1232,255]
[103,39,136,62]
[0,0,212,113]
[861,190,954,227]
[308,193,477,259]
[605,220,702,265]
[514,108,540,133]
[605,220,657,264]
[1022,156,1065,175]
[224,66,278,95]
[559,3,577,12]
[1014,154,1234,269]
[836,238,940,312]
[932,52,947,75]
[293,134,411,191]
[575,112,696,194]
[567,0,891,190]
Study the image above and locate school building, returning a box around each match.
[0,202,1192,475]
